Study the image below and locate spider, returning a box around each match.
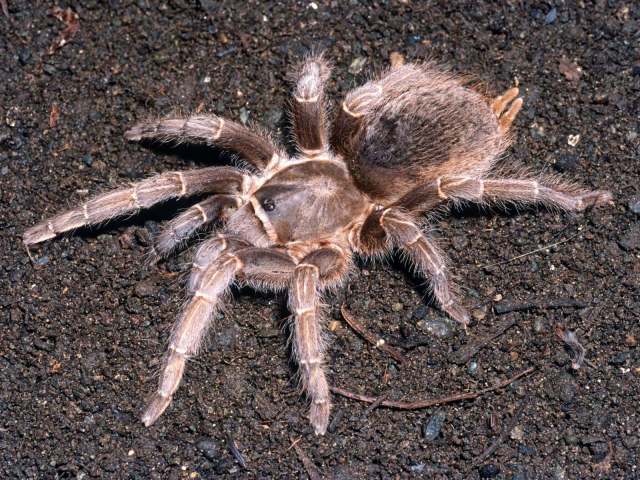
[24,54,612,435]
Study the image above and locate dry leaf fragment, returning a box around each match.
[49,103,60,128]
[49,7,79,54]
[559,57,582,82]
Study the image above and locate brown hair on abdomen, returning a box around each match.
[346,63,509,203]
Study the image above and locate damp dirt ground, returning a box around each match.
[1,1,639,479]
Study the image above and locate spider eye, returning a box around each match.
[261,197,276,212]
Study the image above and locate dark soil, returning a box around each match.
[1,1,639,479]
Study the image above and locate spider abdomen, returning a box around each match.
[339,64,509,204]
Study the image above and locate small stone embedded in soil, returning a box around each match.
[196,438,219,462]
[546,372,577,402]
[422,411,446,441]
[588,441,609,462]
[467,361,478,375]
[125,296,143,314]
[479,464,500,478]
[419,318,453,338]
[239,107,249,125]
[391,302,403,312]
[627,196,640,214]
[33,338,55,352]
[533,318,545,333]
[348,57,367,75]
[412,305,428,319]
[471,307,486,321]
[134,279,156,297]
[609,351,630,366]
[35,256,50,266]
[510,425,525,441]
[553,153,579,172]
[618,225,640,251]
[544,7,557,24]
[518,444,535,455]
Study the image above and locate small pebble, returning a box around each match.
[348,57,367,75]
[619,225,640,251]
[239,107,249,125]
[518,444,535,455]
[567,134,581,147]
[82,154,93,166]
[628,196,640,215]
[471,307,486,321]
[510,425,524,441]
[134,279,156,297]
[493,293,503,302]
[408,463,425,473]
[553,153,579,172]
[544,7,557,24]
[18,48,32,65]
[422,411,446,441]
[625,334,637,347]
[588,441,609,462]
[43,64,57,75]
[479,464,500,478]
[412,305,428,319]
[609,351,630,366]
[391,302,403,312]
[196,438,219,462]
[564,432,579,446]
[421,318,453,338]
[533,318,545,333]
[467,360,479,375]
[36,256,50,266]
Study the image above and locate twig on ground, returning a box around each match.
[341,305,407,364]
[451,317,517,365]
[473,398,528,466]
[481,233,579,269]
[226,433,248,470]
[331,367,535,410]
[555,324,586,369]
[285,436,301,452]
[359,393,389,423]
[291,437,321,480]
[494,298,587,315]
[1,0,9,18]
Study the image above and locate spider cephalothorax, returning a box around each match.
[24,54,612,435]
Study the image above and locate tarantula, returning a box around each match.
[24,54,612,435]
